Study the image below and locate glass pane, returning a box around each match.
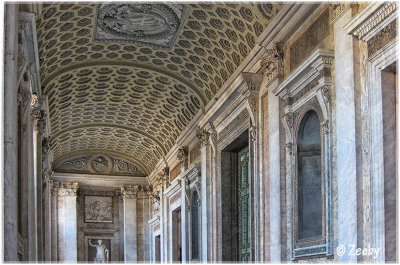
[191,191,199,259]
[297,110,322,241]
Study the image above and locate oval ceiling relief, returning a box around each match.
[38,3,282,176]
[95,3,189,49]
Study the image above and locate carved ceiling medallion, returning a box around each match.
[94,3,189,49]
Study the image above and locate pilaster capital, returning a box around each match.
[58,182,78,196]
[196,126,210,147]
[120,184,139,199]
[51,181,59,196]
[177,146,188,168]
[260,42,284,86]
[240,72,263,125]
[161,167,170,187]
[141,185,153,199]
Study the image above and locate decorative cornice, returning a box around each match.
[347,2,398,41]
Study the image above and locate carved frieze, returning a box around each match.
[219,110,249,141]
[260,42,284,86]
[56,154,145,176]
[84,196,113,223]
[94,3,189,49]
[290,9,329,71]
[367,19,397,57]
[60,156,90,171]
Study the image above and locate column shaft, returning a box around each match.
[269,91,281,261]
[334,8,358,262]
[57,182,78,262]
[3,3,19,262]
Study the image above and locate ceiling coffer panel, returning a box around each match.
[37,3,281,175]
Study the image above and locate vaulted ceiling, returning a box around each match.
[37,3,282,176]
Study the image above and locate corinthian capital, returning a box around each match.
[120,185,139,199]
[196,126,210,147]
[58,182,79,196]
[260,42,284,86]
[177,146,188,168]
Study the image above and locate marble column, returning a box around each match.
[57,182,78,262]
[269,87,281,262]
[50,181,59,261]
[3,3,19,262]
[43,178,52,261]
[333,7,359,262]
[181,177,189,262]
[143,188,152,262]
[196,128,212,262]
[178,147,189,262]
[121,185,138,262]
[160,169,169,262]
[117,190,124,261]
[27,107,38,261]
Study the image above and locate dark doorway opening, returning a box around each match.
[220,129,250,262]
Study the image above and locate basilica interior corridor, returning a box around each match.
[2,2,398,263]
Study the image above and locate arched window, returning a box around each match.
[296,110,322,241]
[191,190,199,260]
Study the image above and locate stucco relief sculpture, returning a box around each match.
[95,3,189,49]
[88,239,110,263]
[91,156,110,173]
[57,154,145,176]
[84,196,113,223]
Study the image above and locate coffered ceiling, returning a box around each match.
[37,3,282,176]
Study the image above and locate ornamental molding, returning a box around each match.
[94,3,189,50]
[274,49,334,101]
[55,154,146,177]
[346,2,398,41]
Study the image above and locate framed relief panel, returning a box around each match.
[84,196,113,223]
